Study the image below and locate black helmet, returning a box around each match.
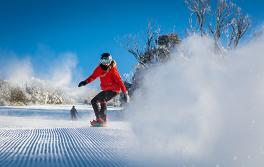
[100,53,112,65]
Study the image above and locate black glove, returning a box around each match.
[78,80,87,87]
[124,92,130,103]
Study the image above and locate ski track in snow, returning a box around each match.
[0,106,131,167]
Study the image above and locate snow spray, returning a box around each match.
[126,33,264,167]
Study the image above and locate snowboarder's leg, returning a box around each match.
[70,112,74,120]
[100,101,107,122]
[91,91,118,124]
[98,90,118,122]
[91,91,106,119]
[73,113,77,120]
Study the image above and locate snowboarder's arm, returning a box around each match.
[85,66,102,84]
[112,68,127,94]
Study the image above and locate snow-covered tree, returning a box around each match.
[123,22,181,95]
[228,6,250,48]
[0,78,98,106]
[185,0,250,48]
[185,0,211,36]
[209,0,234,42]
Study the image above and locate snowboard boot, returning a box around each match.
[90,119,97,126]
[90,118,106,127]
[101,115,107,123]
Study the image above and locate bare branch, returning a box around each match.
[210,0,234,42]
[229,6,251,47]
[185,0,211,36]
[121,21,161,68]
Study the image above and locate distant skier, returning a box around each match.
[78,53,129,127]
[70,106,78,120]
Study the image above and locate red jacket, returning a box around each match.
[86,61,127,93]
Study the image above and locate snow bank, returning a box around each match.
[126,33,264,166]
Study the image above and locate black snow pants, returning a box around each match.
[91,90,118,121]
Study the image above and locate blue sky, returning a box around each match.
[0,0,263,82]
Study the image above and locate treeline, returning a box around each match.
[123,0,250,95]
[0,79,73,106]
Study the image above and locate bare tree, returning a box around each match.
[185,0,211,36]
[143,22,160,64]
[123,34,146,67]
[209,0,234,42]
[228,6,250,48]
[123,21,160,68]
[185,0,250,48]
[146,22,160,52]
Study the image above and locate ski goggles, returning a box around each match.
[100,56,112,65]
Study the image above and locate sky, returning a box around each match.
[0,0,263,82]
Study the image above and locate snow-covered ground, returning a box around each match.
[0,105,125,128]
[0,105,131,167]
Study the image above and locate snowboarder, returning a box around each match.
[70,105,78,120]
[78,53,129,127]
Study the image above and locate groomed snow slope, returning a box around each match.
[0,105,130,167]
